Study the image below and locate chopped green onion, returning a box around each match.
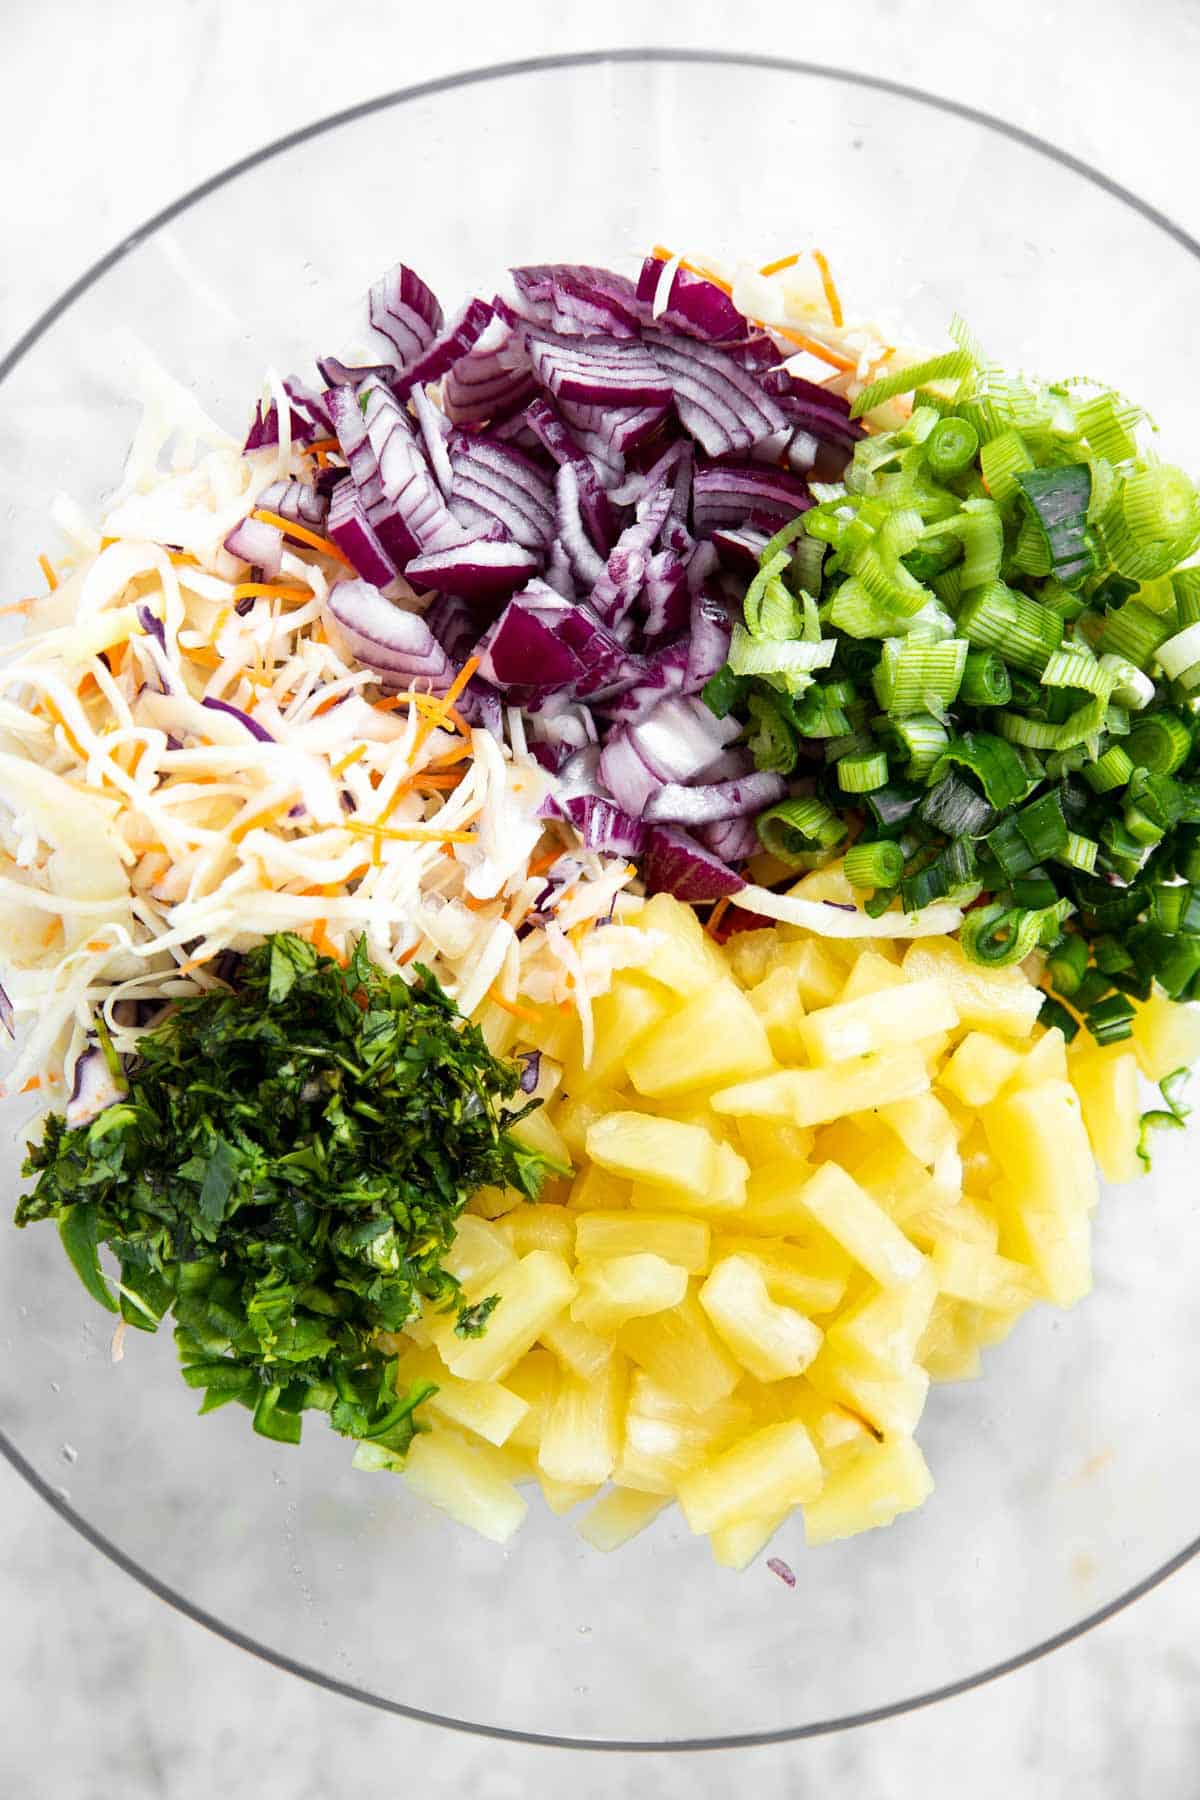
[900,836,977,910]
[1013,464,1094,588]
[883,714,949,779]
[1099,464,1200,582]
[924,416,979,480]
[728,624,836,685]
[1057,831,1099,874]
[1155,621,1200,682]
[984,815,1039,881]
[701,665,750,720]
[864,782,924,835]
[1039,647,1109,696]
[1125,711,1192,774]
[925,732,1033,812]
[746,694,798,775]
[740,552,790,636]
[1075,390,1142,463]
[1009,512,1053,578]
[850,348,977,419]
[1014,788,1071,862]
[1085,992,1135,1045]
[1101,600,1173,668]
[979,429,1034,504]
[957,498,1005,590]
[960,900,1062,967]
[1083,744,1134,793]
[957,581,1063,674]
[919,770,993,837]
[755,797,848,865]
[1176,835,1200,886]
[1037,995,1081,1043]
[758,514,812,570]
[1092,934,1134,974]
[1171,567,1200,626]
[995,694,1106,751]
[872,635,968,717]
[1156,938,1200,998]
[1047,933,1089,996]
[1072,969,1114,1012]
[844,840,905,890]
[1011,874,1059,910]
[959,650,1011,707]
[837,750,889,793]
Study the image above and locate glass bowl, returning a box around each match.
[3,50,1200,1751]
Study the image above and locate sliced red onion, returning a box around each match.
[642,824,746,902]
[425,592,481,664]
[448,435,556,550]
[554,465,607,585]
[394,298,495,398]
[598,639,691,722]
[525,397,616,553]
[550,603,645,703]
[628,694,739,785]
[373,428,465,558]
[406,536,539,599]
[136,604,167,654]
[443,311,534,426]
[66,1046,125,1129]
[590,480,676,628]
[201,696,276,743]
[476,596,583,697]
[710,524,771,570]
[244,400,317,454]
[759,367,862,446]
[0,981,13,1039]
[597,727,663,816]
[692,462,812,535]
[325,579,453,689]
[317,355,397,390]
[224,514,284,579]
[327,478,399,587]
[686,588,733,690]
[529,694,597,759]
[325,382,371,459]
[411,382,455,498]
[367,262,444,367]
[686,540,719,592]
[699,814,761,863]
[636,255,749,343]
[559,396,668,458]
[564,794,647,857]
[642,548,688,644]
[529,330,671,409]
[509,265,646,331]
[257,478,329,532]
[517,1048,542,1094]
[646,331,789,457]
[544,537,578,599]
[644,770,786,826]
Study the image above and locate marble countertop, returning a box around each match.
[3,2,1199,1793]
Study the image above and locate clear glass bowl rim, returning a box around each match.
[3,46,1199,1753]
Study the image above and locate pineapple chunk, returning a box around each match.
[1131,992,1200,1083]
[806,1346,930,1438]
[727,927,781,990]
[801,1437,933,1545]
[902,936,1042,1037]
[917,1294,982,1383]
[931,1236,1040,1313]
[539,1474,601,1515]
[709,1510,790,1570]
[572,1253,689,1333]
[401,1429,528,1544]
[468,1184,524,1220]
[574,1210,711,1274]
[1069,1043,1142,1185]
[677,1420,823,1534]
[628,1139,750,1217]
[538,1354,628,1485]
[616,1377,752,1494]
[735,1115,815,1168]
[712,1050,930,1128]
[837,951,907,1001]
[505,1348,559,1451]
[508,1104,573,1176]
[797,1163,925,1287]
[992,1178,1092,1309]
[739,1160,820,1237]
[476,998,520,1057]
[500,1204,575,1259]
[799,978,958,1064]
[711,1238,849,1316]
[567,1164,630,1213]
[626,981,775,1098]
[778,937,845,1009]
[903,1196,1001,1257]
[699,1255,823,1381]
[824,1259,938,1378]
[620,1288,742,1413]
[444,1250,576,1383]
[587,1110,720,1198]
[876,1091,961,1168]
[747,966,807,1063]
[564,974,674,1095]
[554,1086,627,1159]
[939,1032,1023,1108]
[540,1314,614,1382]
[1003,1026,1069,1091]
[407,1217,517,1352]
[576,1487,671,1551]
[626,892,727,995]
[985,1082,1099,1220]
[395,1346,529,1448]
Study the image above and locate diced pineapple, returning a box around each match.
[796,1163,926,1287]
[395,1346,529,1448]
[739,1160,819,1237]
[710,1238,849,1316]
[1003,1025,1069,1091]
[574,1211,711,1274]
[747,966,807,1063]
[616,1376,752,1494]
[564,974,674,1095]
[401,1429,529,1544]
[476,998,521,1057]
[985,1082,1099,1220]
[709,1510,791,1570]
[620,1288,742,1413]
[576,1486,672,1551]
[508,1104,573,1176]
[992,1178,1092,1309]
[567,1164,630,1213]
[917,1294,983,1383]
[587,1111,720,1198]
[677,1420,823,1534]
[540,1314,615,1382]
[799,978,958,1065]
[444,1250,576,1383]
[712,1050,930,1128]
[806,1346,930,1438]
[571,1253,689,1333]
[801,1436,933,1545]
[726,927,781,990]
[1131,992,1200,1083]
[538,1354,628,1486]
[467,1184,524,1220]
[876,1091,961,1168]
[812,1115,876,1173]
[777,938,845,1009]
[504,1348,559,1451]
[903,1196,1000,1256]
[539,1474,601,1514]
[628,1139,750,1217]
[735,1116,815,1168]
[837,950,908,1002]
[626,892,727,996]
[521,1005,578,1064]
[407,1217,517,1352]
[699,1255,823,1382]
[825,1259,938,1378]
[500,1204,575,1259]
[625,982,776,1100]
[963,1298,1030,1349]
[791,861,858,905]
[1069,1043,1142,1185]
[931,1236,1039,1313]
[902,936,1042,1037]
[554,1086,628,1159]
[939,1031,1023,1108]
[853,1139,940,1225]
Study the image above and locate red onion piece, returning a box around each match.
[327,479,399,587]
[224,515,284,579]
[0,980,13,1039]
[325,579,453,689]
[394,297,495,398]
[448,435,556,550]
[699,813,762,863]
[686,588,733,690]
[257,479,329,531]
[691,462,812,535]
[525,397,616,553]
[201,696,275,743]
[443,311,534,426]
[367,261,444,367]
[529,330,672,409]
[636,255,750,342]
[642,824,746,902]
[563,794,647,857]
[628,694,739,785]
[710,524,771,570]
[646,331,789,457]
[66,1046,125,1129]
[643,770,787,826]
[406,536,539,599]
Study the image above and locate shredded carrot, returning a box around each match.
[344,819,477,846]
[177,950,216,977]
[487,988,543,1023]
[651,245,734,296]
[230,796,293,844]
[759,252,801,277]
[76,673,99,700]
[331,743,368,777]
[167,551,200,568]
[310,919,348,965]
[463,893,494,912]
[766,324,856,372]
[812,249,844,329]
[38,554,58,591]
[41,696,87,761]
[185,645,224,670]
[251,509,356,569]
[311,688,349,718]
[85,939,110,953]
[413,655,482,753]
[706,897,732,940]
[232,582,314,605]
[398,943,422,965]
[412,772,463,792]
[305,437,340,457]
[426,744,472,770]
[106,640,128,678]
[20,1076,41,1093]
[528,846,564,877]
[0,598,36,618]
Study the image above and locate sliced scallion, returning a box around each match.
[755,796,848,865]
[844,840,905,890]
[957,581,1063,674]
[837,750,889,793]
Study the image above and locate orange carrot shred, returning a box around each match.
[232,582,314,604]
[331,743,367,777]
[251,509,355,569]
[759,253,801,277]
[38,554,58,591]
[812,249,844,328]
[304,437,340,456]
[706,897,731,939]
[487,988,543,1023]
[398,943,422,965]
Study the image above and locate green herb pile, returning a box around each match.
[15,934,548,1450]
[705,326,1200,1043]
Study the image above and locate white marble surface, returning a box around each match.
[3,1,1200,1793]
